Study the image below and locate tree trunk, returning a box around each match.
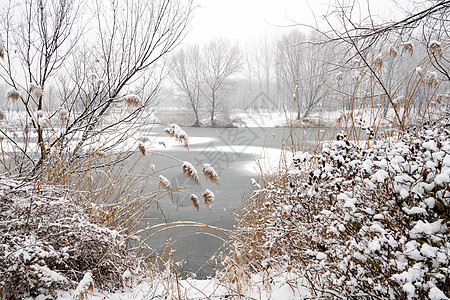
[210,90,216,126]
[193,107,201,127]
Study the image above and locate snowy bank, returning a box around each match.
[231,115,450,299]
[0,179,147,298]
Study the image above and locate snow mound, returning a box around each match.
[0,179,147,298]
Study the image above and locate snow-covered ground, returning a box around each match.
[51,272,310,300]
[228,106,443,128]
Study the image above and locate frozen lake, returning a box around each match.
[130,125,341,278]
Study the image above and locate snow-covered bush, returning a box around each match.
[231,114,450,299]
[0,179,147,298]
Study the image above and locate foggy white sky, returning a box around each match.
[184,0,412,43]
[186,0,319,42]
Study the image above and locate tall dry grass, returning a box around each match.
[0,114,226,296]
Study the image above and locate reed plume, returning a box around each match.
[402,42,414,56]
[182,161,199,184]
[164,124,189,149]
[190,194,199,211]
[138,143,146,156]
[59,109,69,121]
[7,89,20,102]
[429,41,442,58]
[30,84,43,98]
[203,189,215,210]
[159,175,172,191]
[123,94,143,107]
[202,163,219,185]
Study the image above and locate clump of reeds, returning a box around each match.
[59,109,69,121]
[164,124,189,149]
[202,163,219,185]
[30,83,43,98]
[6,89,21,101]
[0,42,4,59]
[425,71,438,88]
[137,136,150,143]
[373,53,383,68]
[0,110,6,121]
[203,189,215,210]
[229,115,450,299]
[182,161,199,184]
[96,78,104,89]
[123,94,143,107]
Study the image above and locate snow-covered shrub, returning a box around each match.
[0,179,147,298]
[231,115,450,299]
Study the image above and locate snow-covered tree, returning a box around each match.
[202,38,241,126]
[0,0,193,175]
[171,45,203,126]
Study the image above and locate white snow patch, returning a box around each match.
[429,286,448,300]
[410,219,443,235]
[372,169,389,183]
